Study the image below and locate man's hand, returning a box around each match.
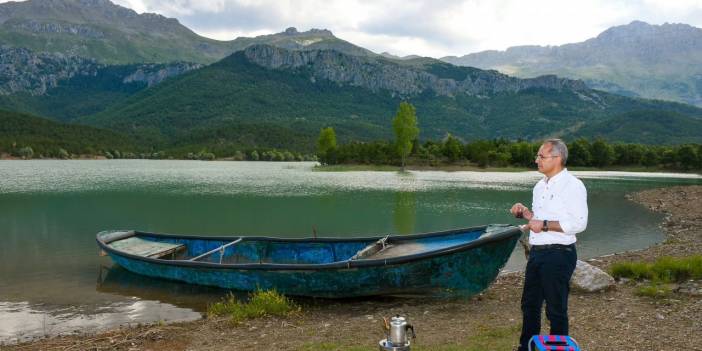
[528,219,544,233]
[510,203,533,220]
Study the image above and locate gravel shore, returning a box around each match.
[6,185,702,350]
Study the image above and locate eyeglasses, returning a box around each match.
[535,154,560,160]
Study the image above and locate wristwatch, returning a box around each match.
[543,220,549,232]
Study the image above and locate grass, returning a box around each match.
[463,324,520,351]
[297,325,519,351]
[610,256,702,283]
[610,256,702,298]
[299,344,373,351]
[207,289,300,323]
[636,283,673,299]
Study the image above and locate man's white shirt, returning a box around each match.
[530,168,588,246]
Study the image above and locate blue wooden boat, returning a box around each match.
[96,224,521,298]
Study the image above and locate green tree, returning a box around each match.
[509,141,535,167]
[464,140,494,164]
[642,149,660,167]
[661,148,676,167]
[568,139,592,167]
[317,127,337,165]
[614,144,645,165]
[392,102,419,170]
[677,145,698,170]
[590,139,615,167]
[443,134,463,162]
[475,151,489,168]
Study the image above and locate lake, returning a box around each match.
[1,160,700,343]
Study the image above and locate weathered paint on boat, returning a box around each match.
[96,225,521,298]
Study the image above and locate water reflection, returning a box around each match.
[394,191,417,235]
[96,265,237,312]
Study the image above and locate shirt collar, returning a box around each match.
[544,168,568,184]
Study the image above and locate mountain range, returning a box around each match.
[442,21,702,107]
[0,0,701,154]
[69,44,702,147]
[0,0,371,64]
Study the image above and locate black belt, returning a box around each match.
[531,244,574,252]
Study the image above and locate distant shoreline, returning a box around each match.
[2,157,699,175]
[314,163,701,174]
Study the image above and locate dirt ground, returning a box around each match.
[5,185,702,351]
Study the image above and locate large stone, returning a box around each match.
[570,260,615,292]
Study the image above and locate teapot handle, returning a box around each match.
[405,324,416,339]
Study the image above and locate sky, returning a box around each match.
[10,0,702,57]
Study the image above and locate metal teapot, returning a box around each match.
[379,315,415,351]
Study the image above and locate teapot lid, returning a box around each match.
[391,315,406,323]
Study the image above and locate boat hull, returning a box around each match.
[99,226,521,298]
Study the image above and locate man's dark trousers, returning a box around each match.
[517,245,577,351]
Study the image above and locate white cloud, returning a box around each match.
[3,0,702,57]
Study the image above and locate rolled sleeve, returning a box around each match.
[559,180,588,235]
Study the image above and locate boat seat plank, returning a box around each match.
[361,242,427,259]
[109,237,185,258]
[101,230,135,243]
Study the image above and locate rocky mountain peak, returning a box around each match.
[307,28,333,36]
[595,20,702,43]
[281,27,334,38]
[229,27,374,58]
[242,44,592,99]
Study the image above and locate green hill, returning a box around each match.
[79,47,702,148]
[0,109,137,156]
[567,110,702,144]
[0,59,198,122]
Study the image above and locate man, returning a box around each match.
[510,139,588,351]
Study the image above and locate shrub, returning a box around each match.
[18,146,33,159]
[207,290,299,323]
[57,148,70,159]
[199,152,215,161]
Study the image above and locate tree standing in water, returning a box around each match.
[392,102,419,170]
[317,127,337,165]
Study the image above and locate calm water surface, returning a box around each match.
[1,160,700,343]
